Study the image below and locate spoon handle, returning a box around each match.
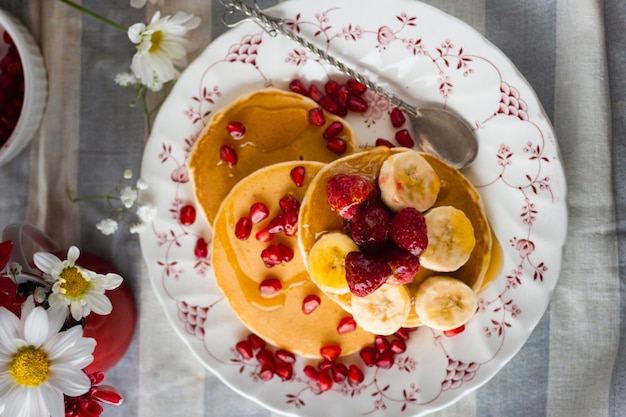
[221,0,418,117]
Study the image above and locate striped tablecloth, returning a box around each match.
[0,0,624,416]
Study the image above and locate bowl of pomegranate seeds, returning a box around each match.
[0,8,47,166]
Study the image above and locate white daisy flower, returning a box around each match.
[33,246,123,321]
[120,186,138,208]
[127,11,200,91]
[0,296,96,417]
[96,218,119,235]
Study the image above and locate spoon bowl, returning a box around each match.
[222,0,479,169]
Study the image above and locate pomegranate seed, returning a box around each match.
[374,335,389,353]
[359,346,377,366]
[337,85,351,107]
[179,205,196,225]
[394,327,410,341]
[327,138,347,155]
[324,80,339,96]
[395,129,415,148]
[320,345,341,361]
[275,363,293,380]
[347,95,368,112]
[375,350,395,369]
[290,166,306,187]
[258,364,274,381]
[332,362,348,383]
[226,121,246,139]
[390,107,406,128]
[375,138,395,148]
[318,368,334,392]
[283,209,298,237]
[443,324,466,337]
[261,245,283,267]
[308,107,325,126]
[347,79,367,95]
[309,84,323,102]
[319,95,340,114]
[390,338,407,353]
[323,121,344,140]
[255,227,274,242]
[337,316,357,334]
[235,340,254,359]
[256,348,275,366]
[266,214,285,234]
[248,334,266,350]
[219,144,238,166]
[234,216,252,240]
[249,202,270,223]
[303,365,319,381]
[259,277,282,295]
[318,359,334,371]
[194,238,208,258]
[277,243,294,262]
[289,79,309,96]
[279,194,300,212]
[348,364,364,384]
[276,349,296,364]
[302,294,321,314]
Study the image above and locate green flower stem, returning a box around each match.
[58,0,127,32]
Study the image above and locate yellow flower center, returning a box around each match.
[149,30,163,53]
[60,266,90,298]
[10,346,50,386]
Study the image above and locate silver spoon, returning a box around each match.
[221,0,478,169]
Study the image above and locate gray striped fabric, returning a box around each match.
[0,0,623,416]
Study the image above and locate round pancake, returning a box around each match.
[298,147,494,327]
[211,161,375,358]
[190,88,358,225]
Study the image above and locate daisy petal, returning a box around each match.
[48,365,91,396]
[84,292,113,315]
[23,307,49,347]
[32,252,62,276]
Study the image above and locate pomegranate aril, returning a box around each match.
[276,349,296,364]
[375,350,395,369]
[390,107,406,128]
[395,129,415,148]
[336,85,351,107]
[375,138,395,148]
[261,245,283,267]
[323,121,344,140]
[309,84,323,102]
[303,365,320,381]
[320,345,341,361]
[258,364,274,381]
[234,216,252,240]
[390,338,407,354]
[226,121,246,139]
[337,316,357,334]
[179,205,196,225]
[324,80,339,96]
[318,359,334,371]
[219,144,238,166]
[290,166,306,187]
[256,348,275,366]
[194,238,208,258]
[279,194,300,212]
[394,327,410,341]
[248,334,266,350]
[255,227,274,242]
[347,79,367,95]
[289,79,309,96]
[283,209,298,237]
[308,107,325,126]
[327,138,347,155]
[359,346,377,366]
[348,364,364,384]
[275,363,293,380]
[302,294,321,314]
[319,95,340,114]
[374,335,389,353]
[249,202,270,223]
[318,368,334,392]
[259,277,282,295]
[235,340,254,359]
[332,362,348,383]
[443,324,466,337]
[347,95,368,113]
[266,214,285,234]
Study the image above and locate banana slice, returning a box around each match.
[351,284,411,335]
[306,232,359,295]
[378,151,440,212]
[420,206,475,272]
[414,276,477,331]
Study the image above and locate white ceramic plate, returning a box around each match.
[139,1,567,415]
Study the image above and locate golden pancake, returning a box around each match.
[298,147,495,328]
[190,88,358,225]
[211,161,375,358]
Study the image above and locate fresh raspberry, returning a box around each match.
[382,246,420,284]
[326,174,376,219]
[345,251,391,297]
[389,208,428,256]
[350,205,390,248]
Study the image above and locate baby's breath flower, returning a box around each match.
[114,72,137,87]
[136,178,149,190]
[120,186,138,208]
[130,0,162,8]
[129,222,146,234]
[136,204,157,223]
[123,169,133,179]
[96,219,119,235]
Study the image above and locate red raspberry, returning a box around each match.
[350,205,390,248]
[345,251,391,297]
[326,174,376,220]
[389,208,428,257]
[382,246,420,284]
